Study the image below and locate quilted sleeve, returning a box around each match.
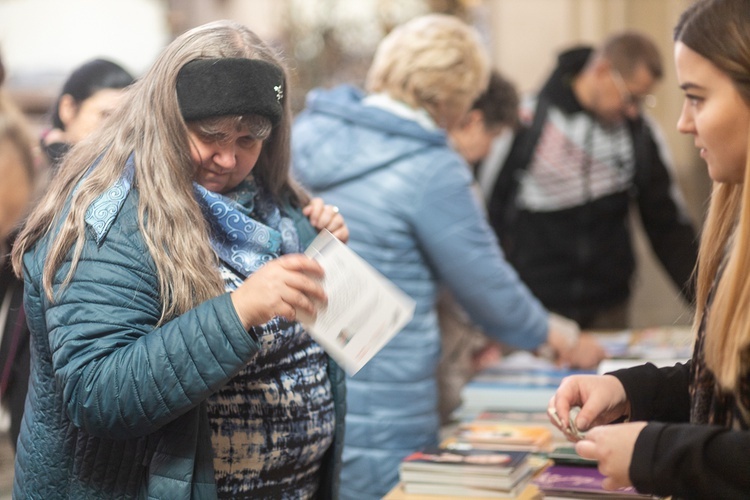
[411,153,548,350]
[37,210,260,440]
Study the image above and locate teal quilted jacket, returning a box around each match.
[13,189,345,499]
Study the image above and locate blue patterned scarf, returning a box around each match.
[194,179,301,280]
[84,155,301,281]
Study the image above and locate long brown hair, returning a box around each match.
[0,54,35,257]
[675,0,750,389]
[12,20,302,322]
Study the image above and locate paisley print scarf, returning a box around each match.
[194,178,301,276]
[84,155,301,270]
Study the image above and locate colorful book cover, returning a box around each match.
[400,446,529,476]
[534,464,653,498]
[456,422,553,450]
[471,409,562,436]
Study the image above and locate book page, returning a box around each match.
[300,230,416,375]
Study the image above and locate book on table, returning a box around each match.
[470,409,565,441]
[438,436,553,475]
[534,464,656,499]
[591,325,693,375]
[546,444,598,467]
[384,481,543,500]
[400,446,529,475]
[474,409,558,425]
[402,480,533,499]
[399,446,532,494]
[450,421,554,452]
[459,351,596,413]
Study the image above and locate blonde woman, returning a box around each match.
[292,14,603,499]
[12,20,348,499]
[548,0,750,497]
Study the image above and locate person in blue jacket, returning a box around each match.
[291,14,605,500]
[11,20,348,499]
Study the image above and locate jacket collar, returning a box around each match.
[84,154,135,244]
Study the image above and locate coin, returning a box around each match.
[547,407,563,428]
[568,406,586,440]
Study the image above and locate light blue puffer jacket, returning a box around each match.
[14,189,346,499]
[291,85,549,500]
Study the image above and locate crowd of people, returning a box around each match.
[0,0,746,498]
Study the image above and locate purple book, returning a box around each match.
[534,465,653,498]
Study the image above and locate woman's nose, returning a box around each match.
[676,101,694,135]
[213,145,237,169]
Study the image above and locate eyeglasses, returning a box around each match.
[610,68,657,110]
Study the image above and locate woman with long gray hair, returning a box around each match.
[11,20,347,499]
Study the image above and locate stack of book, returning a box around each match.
[458,351,596,414]
[398,446,535,498]
[457,327,693,417]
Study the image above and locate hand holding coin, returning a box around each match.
[548,405,586,441]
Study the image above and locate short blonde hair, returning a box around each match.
[366,14,490,129]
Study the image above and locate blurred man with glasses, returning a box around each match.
[481,31,698,329]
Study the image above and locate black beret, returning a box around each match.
[176,58,284,125]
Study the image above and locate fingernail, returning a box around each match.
[577,418,588,431]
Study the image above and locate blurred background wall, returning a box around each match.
[0,0,705,328]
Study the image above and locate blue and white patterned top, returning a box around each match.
[198,180,335,499]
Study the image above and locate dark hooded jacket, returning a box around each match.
[487,47,698,326]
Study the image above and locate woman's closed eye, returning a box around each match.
[238,136,263,149]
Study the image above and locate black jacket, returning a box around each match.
[611,362,750,499]
[486,47,698,326]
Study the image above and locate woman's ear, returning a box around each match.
[450,109,483,133]
[57,94,78,129]
[463,109,484,129]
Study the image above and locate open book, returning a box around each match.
[300,230,416,375]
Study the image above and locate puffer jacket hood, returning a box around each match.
[292,85,447,191]
[292,83,548,500]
